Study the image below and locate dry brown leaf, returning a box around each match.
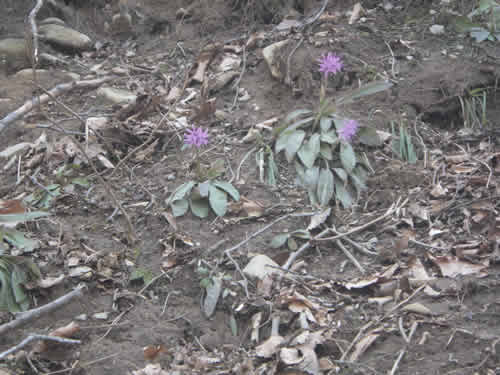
[427,253,488,278]
[401,302,433,315]
[349,330,380,361]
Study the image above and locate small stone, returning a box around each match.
[429,24,445,35]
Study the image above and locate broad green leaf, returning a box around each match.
[294,161,306,187]
[2,228,39,253]
[291,230,311,239]
[336,80,393,106]
[357,127,382,146]
[167,181,195,204]
[340,143,356,173]
[320,117,333,132]
[170,198,189,217]
[320,130,338,144]
[0,211,50,225]
[209,186,228,217]
[317,168,334,207]
[270,233,290,248]
[320,143,333,160]
[335,180,353,208]
[303,166,320,192]
[0,269,18,312]
[297,134,320,169]
[334,168,348,182]
[280,116,315,135]
[350,172,367,194]
[71,177,90,187]
[274,110,313,135]
[284,130,306,162]
[190,198,209,218]
[287,237,298,250]
[198,181,210,197]
[284,108,313,123]
[212,181,240,201]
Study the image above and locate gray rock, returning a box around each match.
[38,24,92,52]
[0,38,30,74]
[40,17,66,26]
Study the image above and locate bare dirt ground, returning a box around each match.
[1,0,500,374]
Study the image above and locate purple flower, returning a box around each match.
[318,53,343,77]
[338,119,359,143]
[184,127,209,147]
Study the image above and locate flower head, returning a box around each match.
[184,127,209,148]
[338,119,359,143]
[318,53,343,77]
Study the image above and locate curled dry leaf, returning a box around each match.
[132,363,169,375]
[401,302,433,316]
[143,345,167,361]
[349,329,380,361]
[36,321,80,353]
[427,253,488,278]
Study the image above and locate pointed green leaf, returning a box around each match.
[340,143,356,173]
[209,186,228,217]
[274,113,314,136]
[287,237,298,251]
[303,166,320,192]
[167,181,195,204]
[283,130,306,162]
[335,180,353,208]
[190,198,209,218]
[336,80,393,106]
[2,228,39,253]
[170,198,189,217]
[334,168,348,182]
[291,230,311,239]
[297,134,320,169]
[212,181,240,201]
[270,233,290,248]
[320,143,333,160]
[320,130,338,144]
[317,168,334,207]
[0,211,50,225]
[198,181,210,197]
[357,127,382,146]
[320,117,333,132]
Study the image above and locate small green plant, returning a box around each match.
[167,127,240,217]
[391,121,417,164]
[458,88,488,129]
[0,204,49,312]
[454,0,500,42]
[274,53,391,208]
[24,165,90,209]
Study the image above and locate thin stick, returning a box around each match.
[225,211,316,254]
[0,334,80,359]
[389,321,418,375]
[335,239,365,274]
[0,284,86,336]
[0,77,113,133]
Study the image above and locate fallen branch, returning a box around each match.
[0,77,113,134]
[283,198,408,270]
[0,334,80,360]
[0,284,86,336]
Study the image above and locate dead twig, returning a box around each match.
[0,77,113,134]
[389,321,418,375]
[335,239,365,274]
[0,284,86,336]
[0,334,80,359]
[283,198,408,270]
